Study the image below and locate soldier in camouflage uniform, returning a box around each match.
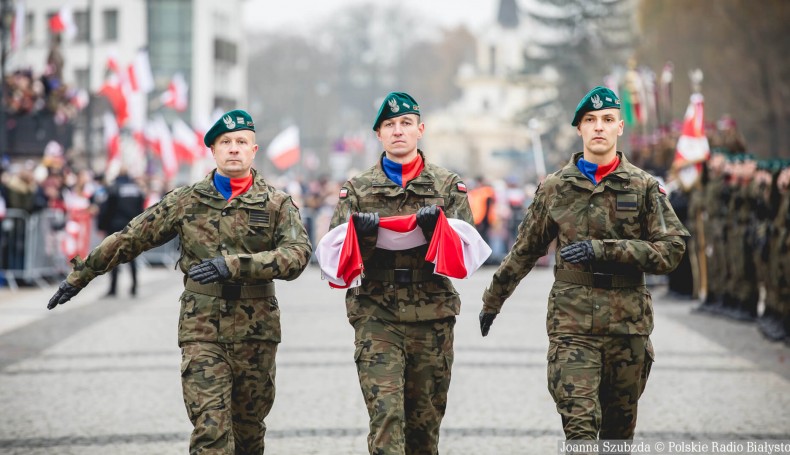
[329,92,474,455]
[479,87,688,441]
[47,109,312,454]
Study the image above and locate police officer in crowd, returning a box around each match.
[329,92,474,454]
[47,109,312,454]
[479,86,689,441]
[97,168,145,297]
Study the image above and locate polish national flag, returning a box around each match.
[675,93,710,164]
[160,73,188,111]
[315,211,491,289]
[48,6,77,40]
[103,112,121,169]
[126,49,155,94]
[98,74,129,127]
[149,116,178,180]
[10,1,25,51]
[171,117,201,164]
[266,126,300,170]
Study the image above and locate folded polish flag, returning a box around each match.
[315,210,491,289]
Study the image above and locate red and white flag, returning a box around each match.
[98,73,129,127]
[127,49,154,94]
[315,211,491,289]
[11,1,25,51]
[266,125,300,170]
[102,112,121,167]
[675,93,710,164]
[48,6,77,40]
[160,72,188,111]
[674,93,710,188]
[171,117,201,164]
[149,116,178,181]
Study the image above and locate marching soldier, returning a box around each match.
[480,86,688,441]
[47,109,312,454]
[328,92,474,454]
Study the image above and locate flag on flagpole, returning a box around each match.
[98,73,129,127]
[48,6,77,40]
[172,117,201,164]
[675,93,710,164]
[266,125,300,170]
[315,211,491,289]
[150,116,178,181]
[127,49,155,94]
[11,1,25,51]
[160,73,188,111]
[102,112,120,169]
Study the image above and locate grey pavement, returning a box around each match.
[1,264,789,454]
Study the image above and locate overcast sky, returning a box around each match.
[242,0,498,32]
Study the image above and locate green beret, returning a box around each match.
[203,109,255,147]
[372,92,420,130]
[571,86,621,126]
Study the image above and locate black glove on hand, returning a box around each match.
[47,281,81,310]
[479,310,497,337]
[559,240,595,264]
[188,257,231,284]
[352,212,380,236]
[416,205,440,240]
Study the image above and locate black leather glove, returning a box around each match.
[479,310,497,337]
[352,212,379,236]
[559,240,595,264]
[188,257,231,284]
[47,281,82,310]
[416,205,440,240]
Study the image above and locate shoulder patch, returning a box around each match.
[456,182,467,193]
[339,188,349,198]
[658,183,667,195]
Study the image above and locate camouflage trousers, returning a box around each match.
[352,316,455,455]
[547,334,653,442]
[180,341,277,455]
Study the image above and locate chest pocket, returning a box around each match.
[611,189,644,239]
[243,208,274,252]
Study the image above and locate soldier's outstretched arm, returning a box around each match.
[225,197,312,281]
[481,184,555,316]
[47,190,181,309]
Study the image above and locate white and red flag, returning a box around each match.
[98,73,129,127]
[171,117,201,164]
[674,93,710,188]
[102,112,120,168]
[48,6,77,40]
[160,72,188,111]
[127,49,154,94]
[148,116,178,181]
[315,210,491,289]
[11,1,25,51]
[266,125,300,170]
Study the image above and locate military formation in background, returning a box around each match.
[628,118,790,345]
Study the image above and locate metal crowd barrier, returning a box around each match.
[0,208,70,290]
[0,208,181,291]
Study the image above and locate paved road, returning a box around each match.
[1,264,789,454]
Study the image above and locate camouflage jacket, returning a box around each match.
[482,151,688,336]
[329,151,474,323]
[67,169,312,344]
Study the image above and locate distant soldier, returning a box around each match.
[47,109,312,454]
[761,162,790,342]
[480,86,689,441]
[327,92,476,454]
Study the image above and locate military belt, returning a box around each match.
[554,269,644,289]
[185,279,275,300]
[363,268,436,284]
